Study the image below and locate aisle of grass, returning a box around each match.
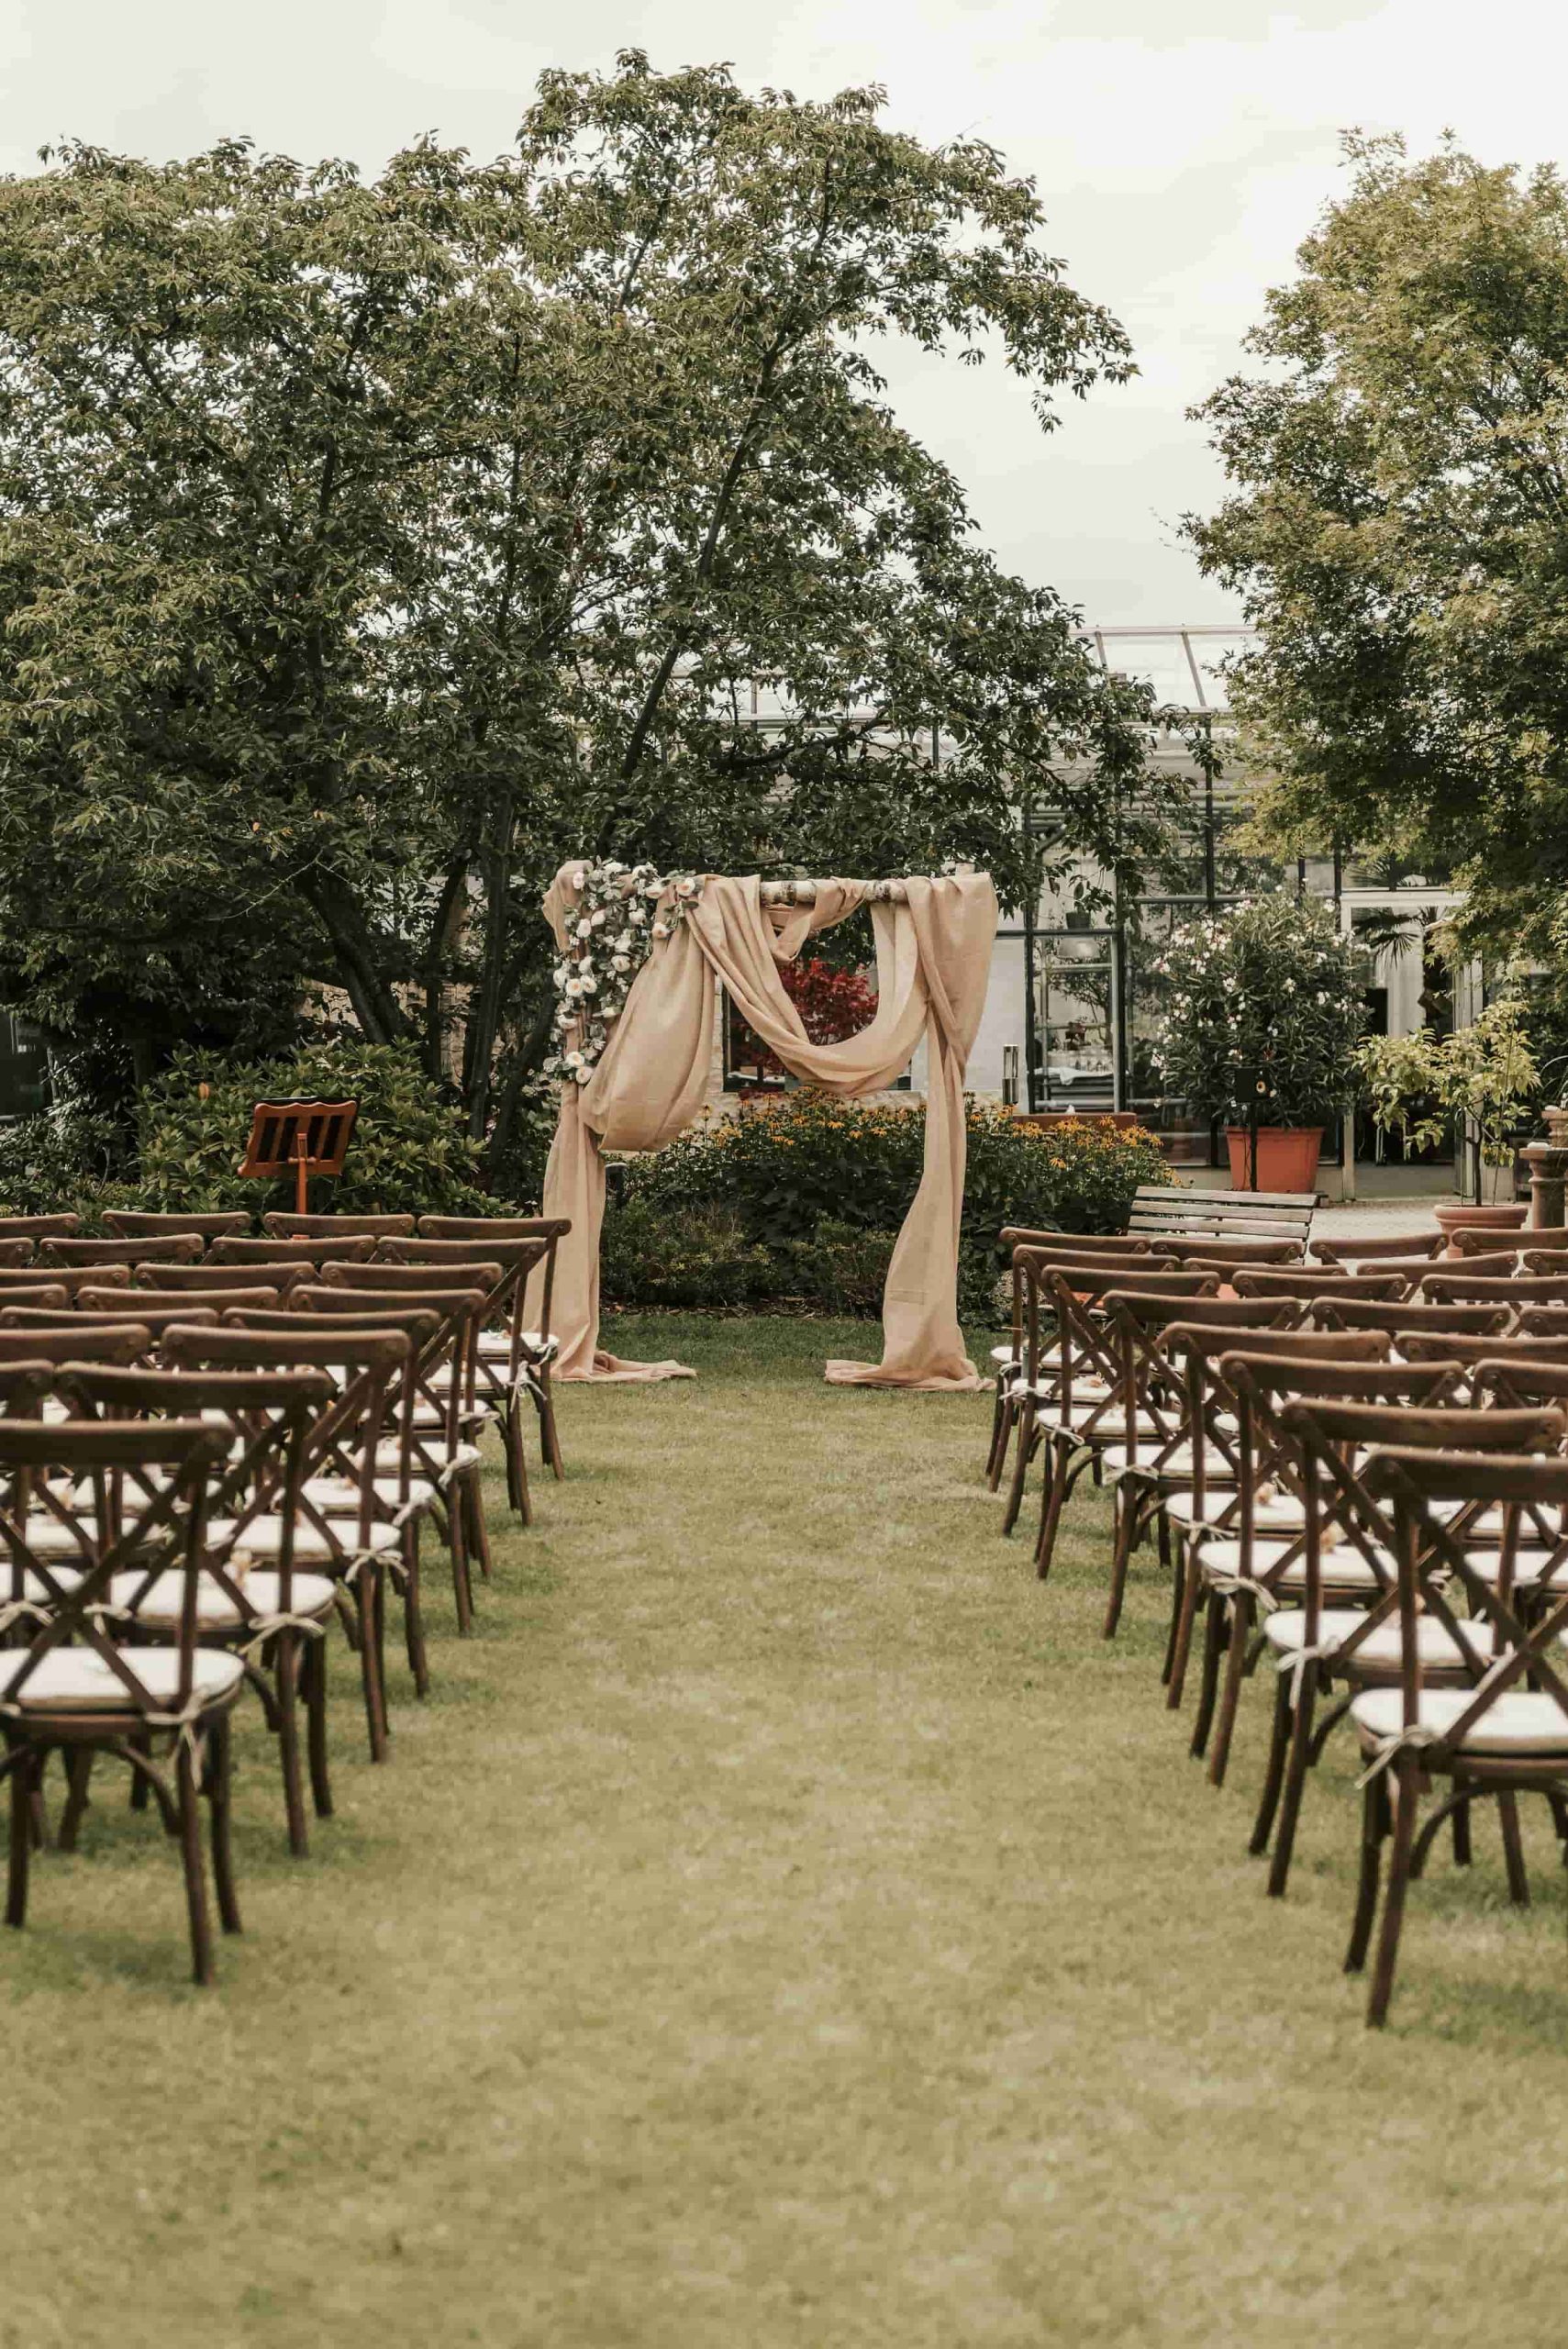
[6,1312,1568,2348]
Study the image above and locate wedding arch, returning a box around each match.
[530,860,998,1388]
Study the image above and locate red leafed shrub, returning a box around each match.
[740,958,878,1076]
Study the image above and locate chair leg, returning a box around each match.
[506,1400,533,1527]
[1161,1533,1186,1687]
[1102,1480,1140,1640]
[1250,1671,1291,1854]
[448,1494,474,1636]
[1366,1760,1419,2027]
[986,1385,1016,1490]
[177,1736,216,1987]
[1267,1674,1318,1898]
[207,1716,241,1935]
[465,1468,494,1583]
[355,1567,390,1763]
[1452,1794,1473,1868]
[1034,1442,1070,1583]
[1497,1789,1530,1907]
[273,1631,309,1857]
[1001,1401,1037,1538]
[1345,1773,1389,1976]
[6,1743,33,1928]
[306,1635,333,1819]
[401,1526,430,1698]
[1207,1598,1254,1787]
[1188,1593,1225,1759]
[1166,1545,1207,1712]
[58,1748,95,1852]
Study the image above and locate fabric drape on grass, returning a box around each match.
[534,866,997,1388]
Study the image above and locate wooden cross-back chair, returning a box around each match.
[1000,1252,1220,1549]
[1419,1270,1568,1308]
[988,1238,1166,1490]
[0,1303,221,1358]
[102,1210,250,1241]
[1157,1329,1393,1713]
[1146,1236,1307,1269]
[80,1286,284,1320]
[1263,1396,1566,1938]
[192,1319,417,1752]
[1349,1445,1568,2025]
[135,1259,311,1295]
[374,1238,557,1514]
[1449,1224,1538,1257]
[1090,1292,1306,1642]
[412,1217,573,1487]
[1307,1296,1516,1343]
[40,1236,205,1269]
[0,1414,240,1983]
[52,1359,336,1858]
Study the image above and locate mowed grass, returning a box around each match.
[6,1312,1568,2348]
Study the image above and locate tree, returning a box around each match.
[1187,135,1568,970]
[0,54,1160,1166]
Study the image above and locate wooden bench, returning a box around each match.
[1126,1183,1318,1248]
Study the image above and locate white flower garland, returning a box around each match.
[544,859,706,1085]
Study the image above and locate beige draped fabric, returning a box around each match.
[534,865,997,1388]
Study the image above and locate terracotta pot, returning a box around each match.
[1224,1126,1324,1194]
[1433,1201,1527,1241]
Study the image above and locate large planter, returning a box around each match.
[1224,1126,1324,1194]
[1433,1200,1527,1242]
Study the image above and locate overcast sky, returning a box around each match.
[1,0,1563,626]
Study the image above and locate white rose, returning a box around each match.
[575,919,592,941]
[563,977,583,998]
[628,905,646,927]
[590,909,607,928]
[574,1066,593,1085]
[651,920,670,940]
[578,974,597,994]
[611,953,631,973]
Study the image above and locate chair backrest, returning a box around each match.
[1146,1235,1306,1267]
[101,1209,251,1239]
[0,1240,35,1268]
[1400,1330,1568,1368]
[81,1286,284,1317]
[0,1416,233,1718]
[1126,1183,1317,1243]
[0,1285,69,1312]
[1523,1249,1568,1275]
[1470,1356,1568,1412]
[40,1235,205,1267]
[1447,1220,1529,1254]
[262,1211,417,1238]
[0,1303,220,1341]
[208,1235,378,1266]
[1307,1297,1515,1339]
[0,1262,131,1297]
[998,1227,1155,1256]
[417,1214,572,1242]
[1421,1270,1568,1307]
[1232,1268,1407,1301]
[1310,1229,1442,1265]
[1503,1225,1568,1253]
[136,1259,310,1294]
[0,1325,148,1366]
[344,1260,504,1293]
[0,1214,78,1241]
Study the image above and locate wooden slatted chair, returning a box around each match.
[53,1359,338,1857]
[1349,1446,1568,2024]
[1127,1183,1318,1249]
[0,1415,241,1982]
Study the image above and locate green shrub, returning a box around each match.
[616,1093,1171,1316]
[601,1198,774,1309]
[0,1105,139,1227]
[135,1041,495,1219]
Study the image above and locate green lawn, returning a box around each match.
[7,1313,1568,2348]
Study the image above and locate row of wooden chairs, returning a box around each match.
[0,1213,571,1982]
[986,1225,1568,2023]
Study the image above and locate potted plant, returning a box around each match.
[1151,896,1365,1193]
[1356,997,1540,1214]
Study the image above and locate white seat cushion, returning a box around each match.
[1352,1684,1568,1758]
[206,1515,402,1565]
[304,1475,438,1517]
[106,1568,337,1628]
[1164,1489,1302,1532]
[1265,1607,1493,1672]
[1195,1534,1389,1591]
[0,1645,243,1711]
[1098,1442,1237,1479]
[477,1329,553,1361]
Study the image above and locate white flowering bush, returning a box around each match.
[1151,896,1366,1131]
[545,859,706,1085]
